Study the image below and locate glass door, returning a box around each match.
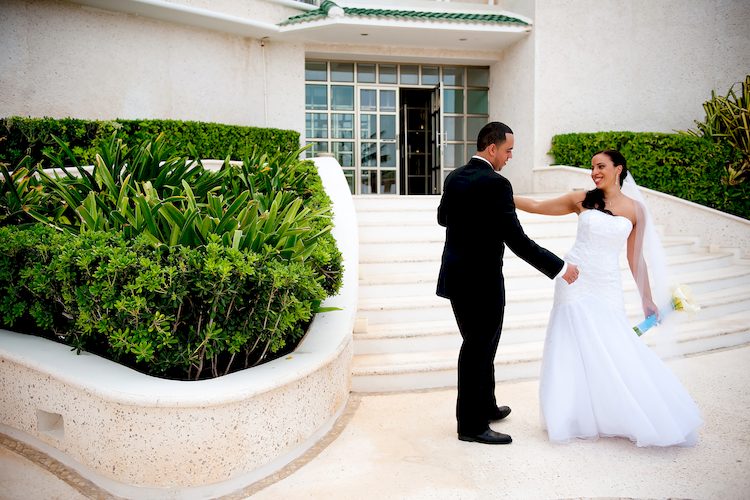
[358,87,398,194]
[400,88,433,195]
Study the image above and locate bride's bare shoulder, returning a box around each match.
[620,195,639,226]
[569,190,587,213]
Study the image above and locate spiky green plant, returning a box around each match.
[684,75,750,185]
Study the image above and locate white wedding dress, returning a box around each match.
[539,209,703,447]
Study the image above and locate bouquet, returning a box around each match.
[633,285,701,336]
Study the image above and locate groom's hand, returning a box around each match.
[562,263,579,284]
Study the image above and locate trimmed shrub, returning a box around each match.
[0,116,300,169]
[548,131,749,220]
[0,226,327,379]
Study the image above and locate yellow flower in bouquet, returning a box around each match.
[633,285,700,336]
[671,285,701,313]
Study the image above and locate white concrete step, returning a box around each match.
[357,267,749,326]
[354,281,750,354]
[358,219,582,242]
[359,241,728,287]
[358,245,733,276]
[351,310,750,392]
[359,240,710,299]
[352,194,750,392]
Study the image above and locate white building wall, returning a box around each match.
[532,0,750,168]
[0,0,304,136]
[488,34,535,193]
[159,0,301,24]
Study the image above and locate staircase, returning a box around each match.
[351,195,750,393]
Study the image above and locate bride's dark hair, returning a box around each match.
[582,149,629,215]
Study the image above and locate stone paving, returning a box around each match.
[2,345,749,499]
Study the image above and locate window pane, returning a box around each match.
[360,114,377,140]
[467,117,486,143]
[344,169,355,194]
[381,170,397,194]
[357,63,376,83]
[422,66,439,86]
[361,143,377,166]
[467,67,489,87]
[305,61,326,81]
[332,113,354,139]
[444,89,464,113]
[333,141,354,167]
[331,62,354,82]
[305,84,327,110]
[380,143,396,167]
[305,141,328,157]
[444,143,465,168]
[305,113,328,139]
[467,89,488,114]
[380,115,396,140]
[331,85,354,111]
[443,66,464,86]
[380,90,396,112]
[400,65,419,85]
[379,64,397,84]
[360,89,377,111]
[360,170,377,194]
[444,116,464,141]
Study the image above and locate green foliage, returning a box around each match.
[0,226,328,379]
[682,75,750,185]
[0,132,343,379]
[0,116,300,169]
[0,158,52,226]
[548,131,749,220]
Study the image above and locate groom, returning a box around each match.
[437,122,579,445]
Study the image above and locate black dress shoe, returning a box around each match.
[458,429,512,445]
[489,405,511,422]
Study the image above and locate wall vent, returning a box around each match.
[36,409,65,440]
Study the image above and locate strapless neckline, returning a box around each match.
[579,208,633,229]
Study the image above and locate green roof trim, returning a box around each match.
[279,1,530,27]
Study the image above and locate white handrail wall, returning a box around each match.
[533,166,750,258]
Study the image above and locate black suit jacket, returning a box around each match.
[436,157,564,300]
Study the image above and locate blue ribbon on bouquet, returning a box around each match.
[633,314,659,336]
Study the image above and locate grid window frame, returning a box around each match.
[304,60,489,193]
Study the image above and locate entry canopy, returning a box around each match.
[68,0,532,52]
[278,0,532,51]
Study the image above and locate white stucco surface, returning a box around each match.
[532,0,750,167]
[0,0,304,135]
[489,32,535,192]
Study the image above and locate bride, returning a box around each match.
[514,149,703,447]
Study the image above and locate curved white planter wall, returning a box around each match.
[0,157,358,498]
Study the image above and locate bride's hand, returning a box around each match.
[642,299,659,320]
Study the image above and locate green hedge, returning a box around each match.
[0,116,300,169]
[549,132,749,219]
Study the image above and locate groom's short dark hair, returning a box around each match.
[477,122,513,151]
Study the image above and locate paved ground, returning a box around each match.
[0,445,87,500]
[2,346,749,500]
